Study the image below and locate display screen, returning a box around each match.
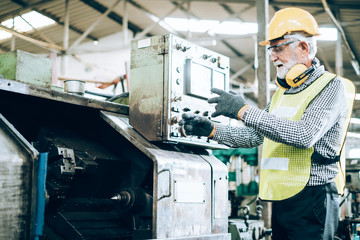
[185,60,212,98]
[213,70,226,90]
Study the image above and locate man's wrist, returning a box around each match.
[237,105,250,120]
[208,124,216,138]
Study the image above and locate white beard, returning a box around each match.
[275,55,298,79]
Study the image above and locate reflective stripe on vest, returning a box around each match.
[259,73,337,201]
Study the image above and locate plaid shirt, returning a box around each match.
[213,58,348,186]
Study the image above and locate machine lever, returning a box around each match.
[158,168,172,200]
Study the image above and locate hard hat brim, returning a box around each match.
[259,40,270,46]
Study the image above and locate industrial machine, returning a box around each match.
[0,40,230,240]
[336,158,360,240]
[129,34,230,148]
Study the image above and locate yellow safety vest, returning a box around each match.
[259,73,355,201]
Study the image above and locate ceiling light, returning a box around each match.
[209,22,258,35]
[347,132,360,139]
[349,148,360,158]
[0,31,12,41]
[317,28,337,41]
[351,118,360,125]
[356,93,360,101]
[164,18,218,33]
[164,18,337,41]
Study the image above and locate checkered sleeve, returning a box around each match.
[242,78,345,150]
[212,103,270,148]
[213,123,264,148]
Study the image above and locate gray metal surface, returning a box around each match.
[200,154,229,234]
[100,110,230,239]
[0,114,39,240]
[150,148,212,238]
[129,34,230,148]
[0,78,129,114]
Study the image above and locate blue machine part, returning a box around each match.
[35,152,48,240]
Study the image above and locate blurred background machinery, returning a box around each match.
[213,148,271,240]
[337,158,360,240]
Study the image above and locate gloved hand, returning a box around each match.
[208,88,247,119]
[179,113,215,137]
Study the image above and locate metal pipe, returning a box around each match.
[336,30,343,76]
[122,0,128,44]
[230,63,253,81]
[128,0,184,37]
[11,17,15,51]
[61,0,70,76]
[20,15,56,44]
[63,0,69,50]
[321,0,360,75]
[0,24,64,51]
[256,0,270,108]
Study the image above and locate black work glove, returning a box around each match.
[208,88,247,119]
[179,113,215,137]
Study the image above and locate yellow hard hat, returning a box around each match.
[259,8,320,46]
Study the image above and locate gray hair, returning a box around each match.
[283,32,317,60]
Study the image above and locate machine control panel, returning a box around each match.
[129,34,230,148]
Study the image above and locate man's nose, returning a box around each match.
[270,53,278,62]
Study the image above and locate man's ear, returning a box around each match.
[299,41,309,53]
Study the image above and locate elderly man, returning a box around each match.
[179,8,355,240]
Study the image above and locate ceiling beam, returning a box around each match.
[321,0,360,75]
[9,0,98,42]
[68,0,122,52]
[168,1,251,83]
[152,0,360,9]
[134,1,185,40]
[0,0,52,21]
[218,3,253,83]
[80,0,145,36]
[128,0,183,37]
[0,24,65,52]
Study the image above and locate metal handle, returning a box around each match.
[158,168,172,200]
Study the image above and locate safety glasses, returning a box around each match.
[267,40,295,55]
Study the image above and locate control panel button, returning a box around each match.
[171,131,180,137]
[171,106,179,112]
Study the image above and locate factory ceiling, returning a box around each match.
[0,0,359,133]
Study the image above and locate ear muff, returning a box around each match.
[285,64,315,88]
[275,77,291,90]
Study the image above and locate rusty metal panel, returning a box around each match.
[129,35,166,141]
[0,114,39,240]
